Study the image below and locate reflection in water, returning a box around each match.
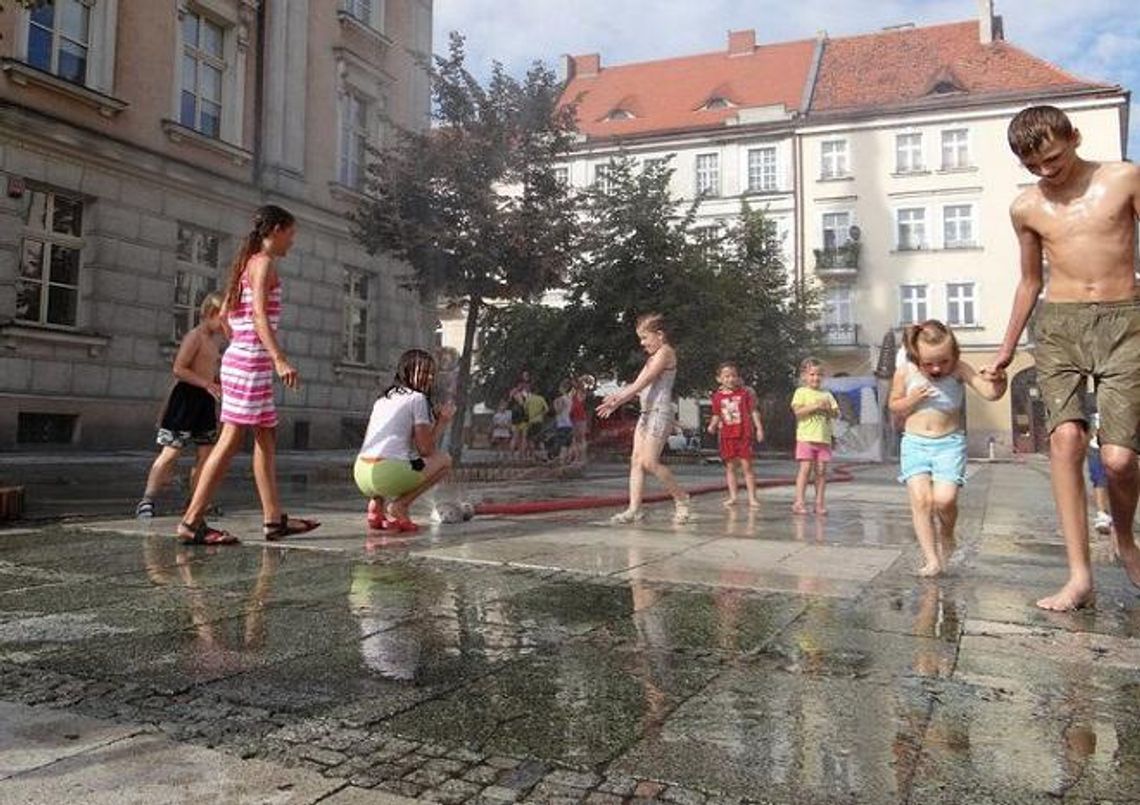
[142,540,281,672]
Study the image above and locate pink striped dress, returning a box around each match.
[220,273,282,428]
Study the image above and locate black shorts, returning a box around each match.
[157,382,217,447]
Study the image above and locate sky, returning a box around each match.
[433,0,1139,157]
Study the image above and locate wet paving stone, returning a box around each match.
[613,663,933,803]
[384,643,722,767]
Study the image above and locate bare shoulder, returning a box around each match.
[1100,160,1140,191]
[1009,185,1041,221]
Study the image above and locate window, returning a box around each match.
[943,204,975,248]
[820,140,848,179]
[695,153,720,196]
[17,412,78,445]
[900,284,928,325]
[895,133,924,173]
[594,164,614,193]
[343,268,371,364]
[552,166,569,186]
[339,90,370,189]
[747,147,777,192]
[27,0,91,84]
[946,282,977,326]
[173,224,221,342]
[897,207,927,251]
[16,189,83,327]
[341,0,385,30]
[822,212,851,250]
[606,109,635,121]
[642,157,666,174]
[180,11,225,138]
[823,286,856,345]
[941,129,970,170]
[693,225,721,260]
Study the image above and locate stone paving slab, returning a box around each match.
[0,701,143,780]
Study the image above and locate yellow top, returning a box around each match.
[792,386,838,444]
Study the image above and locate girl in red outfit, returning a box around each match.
[707,362,764,507]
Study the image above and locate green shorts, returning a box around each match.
[353,456,424,499]
[1033,299,1140,452]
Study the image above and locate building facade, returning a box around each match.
[555,6,1130,455]
[0,0,435,450]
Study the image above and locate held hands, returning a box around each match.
[274,355,299,390]
[981,349,1013,381]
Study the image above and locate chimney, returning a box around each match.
[977,0,1003,44]
[563,53,600,81]
[728,29,756,56]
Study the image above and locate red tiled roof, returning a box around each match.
[810,21,1113,114]
[559,38,816,140]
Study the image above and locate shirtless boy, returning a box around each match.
[135,293,226,518]
[986,105,1140,611]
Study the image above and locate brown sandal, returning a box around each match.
[179,520,239,545]
[263,514,320,542]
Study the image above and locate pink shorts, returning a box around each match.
[795,441,833,462]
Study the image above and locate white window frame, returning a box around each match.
[172,223,223,342]
[338,89,371,189]
[342,267,372,365]
[15,0,118,94]
[179,9,226,139]
[333,49,387,191]
[821,210,853,251]
[552,166,570,186]
[820,139,849,180]
[899,284,929,325]
[941,128,971,170]
[896,207,928,251]
[15,188,85,329]
[695,153,720,197]
[341,0,386,31]
[822,286,856,345]
[942,203,977,249]
[895,132,924,173]
[171,4,246,146]
[945,281,979,327]
[747,146,778,192]
[594,163,614,194]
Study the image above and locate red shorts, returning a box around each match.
[795,441,833,462]
[719,436,754,461]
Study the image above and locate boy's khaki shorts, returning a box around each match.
[1033,299,1140,452]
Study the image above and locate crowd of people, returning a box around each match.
[132,105,1140,613]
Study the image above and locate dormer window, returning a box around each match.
[704,96,732,110]
[606,108,634,121]
[932,81,959,94]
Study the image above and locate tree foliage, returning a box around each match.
[351,33,579,458]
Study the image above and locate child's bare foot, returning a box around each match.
[1115,535,1140,587]
[791,502,807,515]
[815,506,828,516]
[748,498,761,509]
[917,560,943,577]
[723,497,737,508]
[1036,581,1095,611]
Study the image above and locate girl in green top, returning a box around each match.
[790,358,840,515]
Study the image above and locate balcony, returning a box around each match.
[822,323,861,348]
[813,241,860,277]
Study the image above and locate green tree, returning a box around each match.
[720,202,822,397]
[352,33,579,459]
[566,155,729,396]
[472,302,578,405]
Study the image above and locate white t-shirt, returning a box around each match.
[359,389,432,461]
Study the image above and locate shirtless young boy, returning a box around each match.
[986,105,1140,611]
[135,293,227,518]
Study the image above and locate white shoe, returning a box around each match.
[672,497,691,524]
[1094,511,1112,534]
[610,508,645,524]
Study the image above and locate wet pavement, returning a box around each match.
[2,458,1140,803]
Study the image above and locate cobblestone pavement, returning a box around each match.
[2,459,1140,803]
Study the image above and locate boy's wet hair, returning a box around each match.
[1008,105,1074,158]
[199,291,223,319]
[799,357,823,375]
[903,319,961,365]
[635,312,668,338]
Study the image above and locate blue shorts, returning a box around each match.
[1088,448,1107,489]
[899,432,967,486]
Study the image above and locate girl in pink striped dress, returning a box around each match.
[177,205,319,545]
